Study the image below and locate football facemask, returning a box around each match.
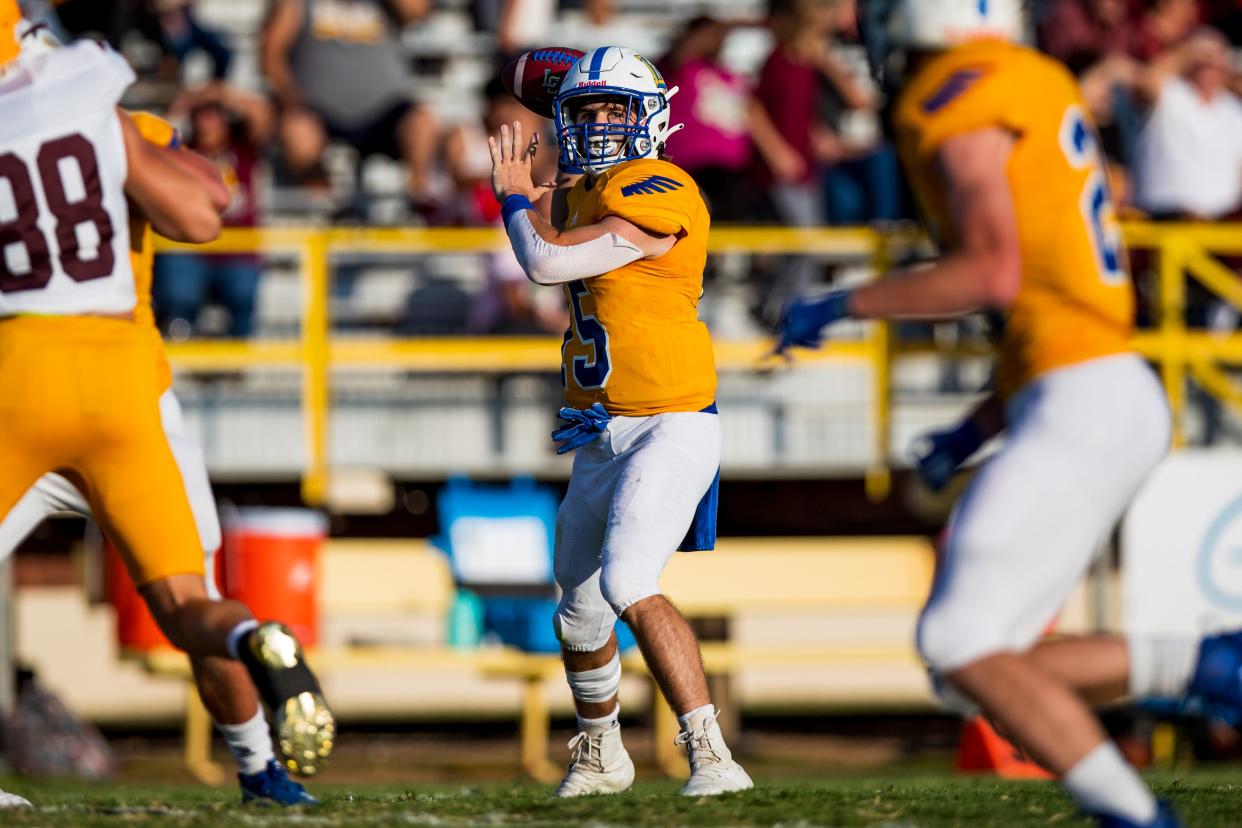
[553,46,681,175]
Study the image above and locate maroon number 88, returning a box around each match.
[0,132,115,293]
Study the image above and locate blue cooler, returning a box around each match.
[434,477,634,653]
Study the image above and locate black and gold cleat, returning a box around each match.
[238,622,336,776]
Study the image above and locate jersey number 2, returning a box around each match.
[563,280,611,390]
[0,134,115,293]
[1059,107,1124,285]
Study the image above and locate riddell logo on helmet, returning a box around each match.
[941,25,1010,43]
[577,80,608,87]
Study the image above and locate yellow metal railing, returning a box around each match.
[155,223,1242,503]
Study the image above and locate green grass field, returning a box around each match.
[3,773,1241,827]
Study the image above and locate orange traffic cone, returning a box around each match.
[956,716,1053,779]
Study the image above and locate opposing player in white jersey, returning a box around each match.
[0,20,319,808]
[0,2,333,809]
[491,46,752,797]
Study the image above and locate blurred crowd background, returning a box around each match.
[18,0,1242,347]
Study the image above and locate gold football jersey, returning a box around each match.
[893,40,1133,398]
[561,158,717,415]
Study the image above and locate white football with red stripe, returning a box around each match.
[501,47,585,119]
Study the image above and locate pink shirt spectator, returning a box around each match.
[664,58,751,173]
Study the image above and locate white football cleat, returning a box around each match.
[0,789,32,808]
[554,722,635,798]
[676,708,753,797]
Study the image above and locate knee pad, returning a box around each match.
[566,652,622,704]
[553,597,615,653]
[599,558,661,617]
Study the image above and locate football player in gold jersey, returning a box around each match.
[774,3,1242,826]
[490,46,751,798]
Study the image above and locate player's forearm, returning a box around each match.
[848,252,1019,320]
[121,114,220,243]
[503,200,642,285]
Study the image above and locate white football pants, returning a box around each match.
[917,353,1171,676]
[553,410,721,652]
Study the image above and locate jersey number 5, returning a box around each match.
[563,280,611,390]
[0,133,115,293]
[1059,106,1125,285]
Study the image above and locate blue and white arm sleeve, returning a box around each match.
[503,201,644,286]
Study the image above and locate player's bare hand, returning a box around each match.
[489,121,555,204]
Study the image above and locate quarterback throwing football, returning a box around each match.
[490,46,751,797]
[779,3,1242,826]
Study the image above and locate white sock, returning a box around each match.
[216,706,275,776]
[577,702,620,732]
[226,619,260,660]
[1128,635,1198,699]
[1062,742,1157,823]
[677,703,715,730]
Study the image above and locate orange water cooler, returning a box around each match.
[104,538,177,652]
[220,508,326,647]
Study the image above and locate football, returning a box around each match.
[501,46,585,119]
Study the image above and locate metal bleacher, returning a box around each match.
[155,222,1242,507]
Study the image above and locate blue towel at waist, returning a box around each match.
[679,402,720,552]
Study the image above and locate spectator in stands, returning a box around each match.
[815,0,902,224]
[1039,0,1139,67]
[1133,26,1242,221]
[751,0,874,320]
[1039,0,1147,175]
[261,0,437,202]
[151,0,233,80]
[444,77,566,334]
[1133,0,1201,60]
[1133,26,1242,441]
[153,83,274,339]
[659,16,796,222]
[754,0,873,224]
